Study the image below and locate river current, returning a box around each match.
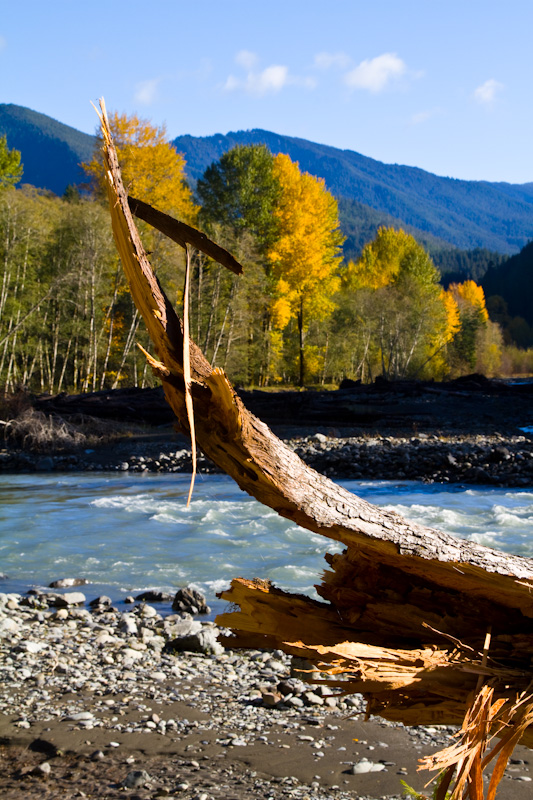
[1,473,532,616]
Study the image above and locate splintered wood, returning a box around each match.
[97,98,533,797]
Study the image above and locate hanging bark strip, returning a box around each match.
[96,99,533,795]
[182,244,196,506]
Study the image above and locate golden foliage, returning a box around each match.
[84,111,197,222]
[268,153,344,327]
[270,282,293,330]
[447,280,489,322]
[344,226,440,292]
[440,289,462,344]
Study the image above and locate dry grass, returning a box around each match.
[1,401,132,453]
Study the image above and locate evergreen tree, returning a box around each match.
[197,144,280,251]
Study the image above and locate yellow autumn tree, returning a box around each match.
[268,153,344,386]
[445,280,500,374]
[83,112,197,222]
[84,112,198,389]
[448,279,489,322]
[332,228,459,381]
[344,226,416,291]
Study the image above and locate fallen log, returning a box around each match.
[97,100,533,796]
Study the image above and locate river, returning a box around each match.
[1,473,532,616]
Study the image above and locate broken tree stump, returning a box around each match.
[97,100,533,795]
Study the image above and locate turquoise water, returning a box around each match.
[1,473,532,614]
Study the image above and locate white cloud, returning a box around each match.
[135,78,160,105]
[253,65,288,93]
[344,52,407,93]
[235,50,258,70]
[224,65,288,95]
[314,51,351,70]
[410,108,443,125]
[224,58,315,96]
[473,78,504,106]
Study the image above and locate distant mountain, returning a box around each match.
[173,129,533,255]
[0,104,95,195]
[337,197,507,281]
[1,105,531,258]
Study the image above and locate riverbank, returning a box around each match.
[2,428,533,487]
[2,377,533,485]
[1,589,532,800]
[2,381,533,797]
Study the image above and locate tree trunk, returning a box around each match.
[298,296,305,387]
[98,106,533,760]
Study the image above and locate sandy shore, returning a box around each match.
[1,590,533,800]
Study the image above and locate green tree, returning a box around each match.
[335,227,456,381]
[197,144,281,251]
[196,146,282,385]
[0,136,23,189]
[0,187,59,392]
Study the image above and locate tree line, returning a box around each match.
[0,116,528,396]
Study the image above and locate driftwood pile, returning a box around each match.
[97,100,533,799]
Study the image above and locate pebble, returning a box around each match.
[2,585,527,800]
[122,769,152,788]
[51,592,86,607]
[18,640,46,654]
[120,616,139,635]
[2,429,532,488]
[350,760,386,774]
[0,618,20,635]
[49,578,89,588]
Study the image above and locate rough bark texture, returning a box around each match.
[128,196,244,276]
[98,102,533,753]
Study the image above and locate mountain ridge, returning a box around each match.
[0,103,531,256]
[0,104,94,195]
[172,128,533,254]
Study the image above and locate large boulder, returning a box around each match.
[135,590,174,603]
[49,578,89,588]
[165,625,223,655]
[171,586,210,615]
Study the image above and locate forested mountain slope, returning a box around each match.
[0,104,94,195]
[0,104,530,258]
[173,129,533,254]
[483,240,533,326]
[338,197,507,280]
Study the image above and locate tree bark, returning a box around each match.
[98,102,533,752]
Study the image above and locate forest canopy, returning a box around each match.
[0,115,530,395]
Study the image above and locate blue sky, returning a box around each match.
[1,1,531,183]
